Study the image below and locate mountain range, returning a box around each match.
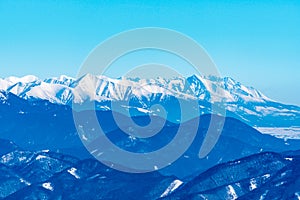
[1,74,300,128]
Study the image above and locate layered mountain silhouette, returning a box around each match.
[1,74,300,199]
[1,92,300,179]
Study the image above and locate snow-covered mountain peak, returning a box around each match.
[5,75,39,84]
[44,75,75,86]
[0,79,10,91]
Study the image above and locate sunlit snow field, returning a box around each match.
[256,127,300,140]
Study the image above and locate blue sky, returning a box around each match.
[0,0,299,105]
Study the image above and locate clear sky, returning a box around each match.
[0,0,299,105]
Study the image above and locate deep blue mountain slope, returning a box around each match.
[163,152,300,200]
[0,140,179,200]
[1,93,300,178]
[1,139,300,199]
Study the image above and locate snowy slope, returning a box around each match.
[0,74,276,104]
[0,74,299,126]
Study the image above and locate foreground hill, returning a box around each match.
[1,139,300,200]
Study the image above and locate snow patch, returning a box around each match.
[82,134,88,141]
[20,178,31,186]
[160,180,183,198]
[249,178,257,191]
[226,185,238,200]
[42,182,54,191]
[1,154,14,163]
[285,157,294,161]
[275,181,286,186]
[259,190,269,200]
[295,192,300,200]
[263,174,271,179]
[18,156,27,162]
[68,167,80,179]
[136,107,152,113]
[36,155,47,160]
